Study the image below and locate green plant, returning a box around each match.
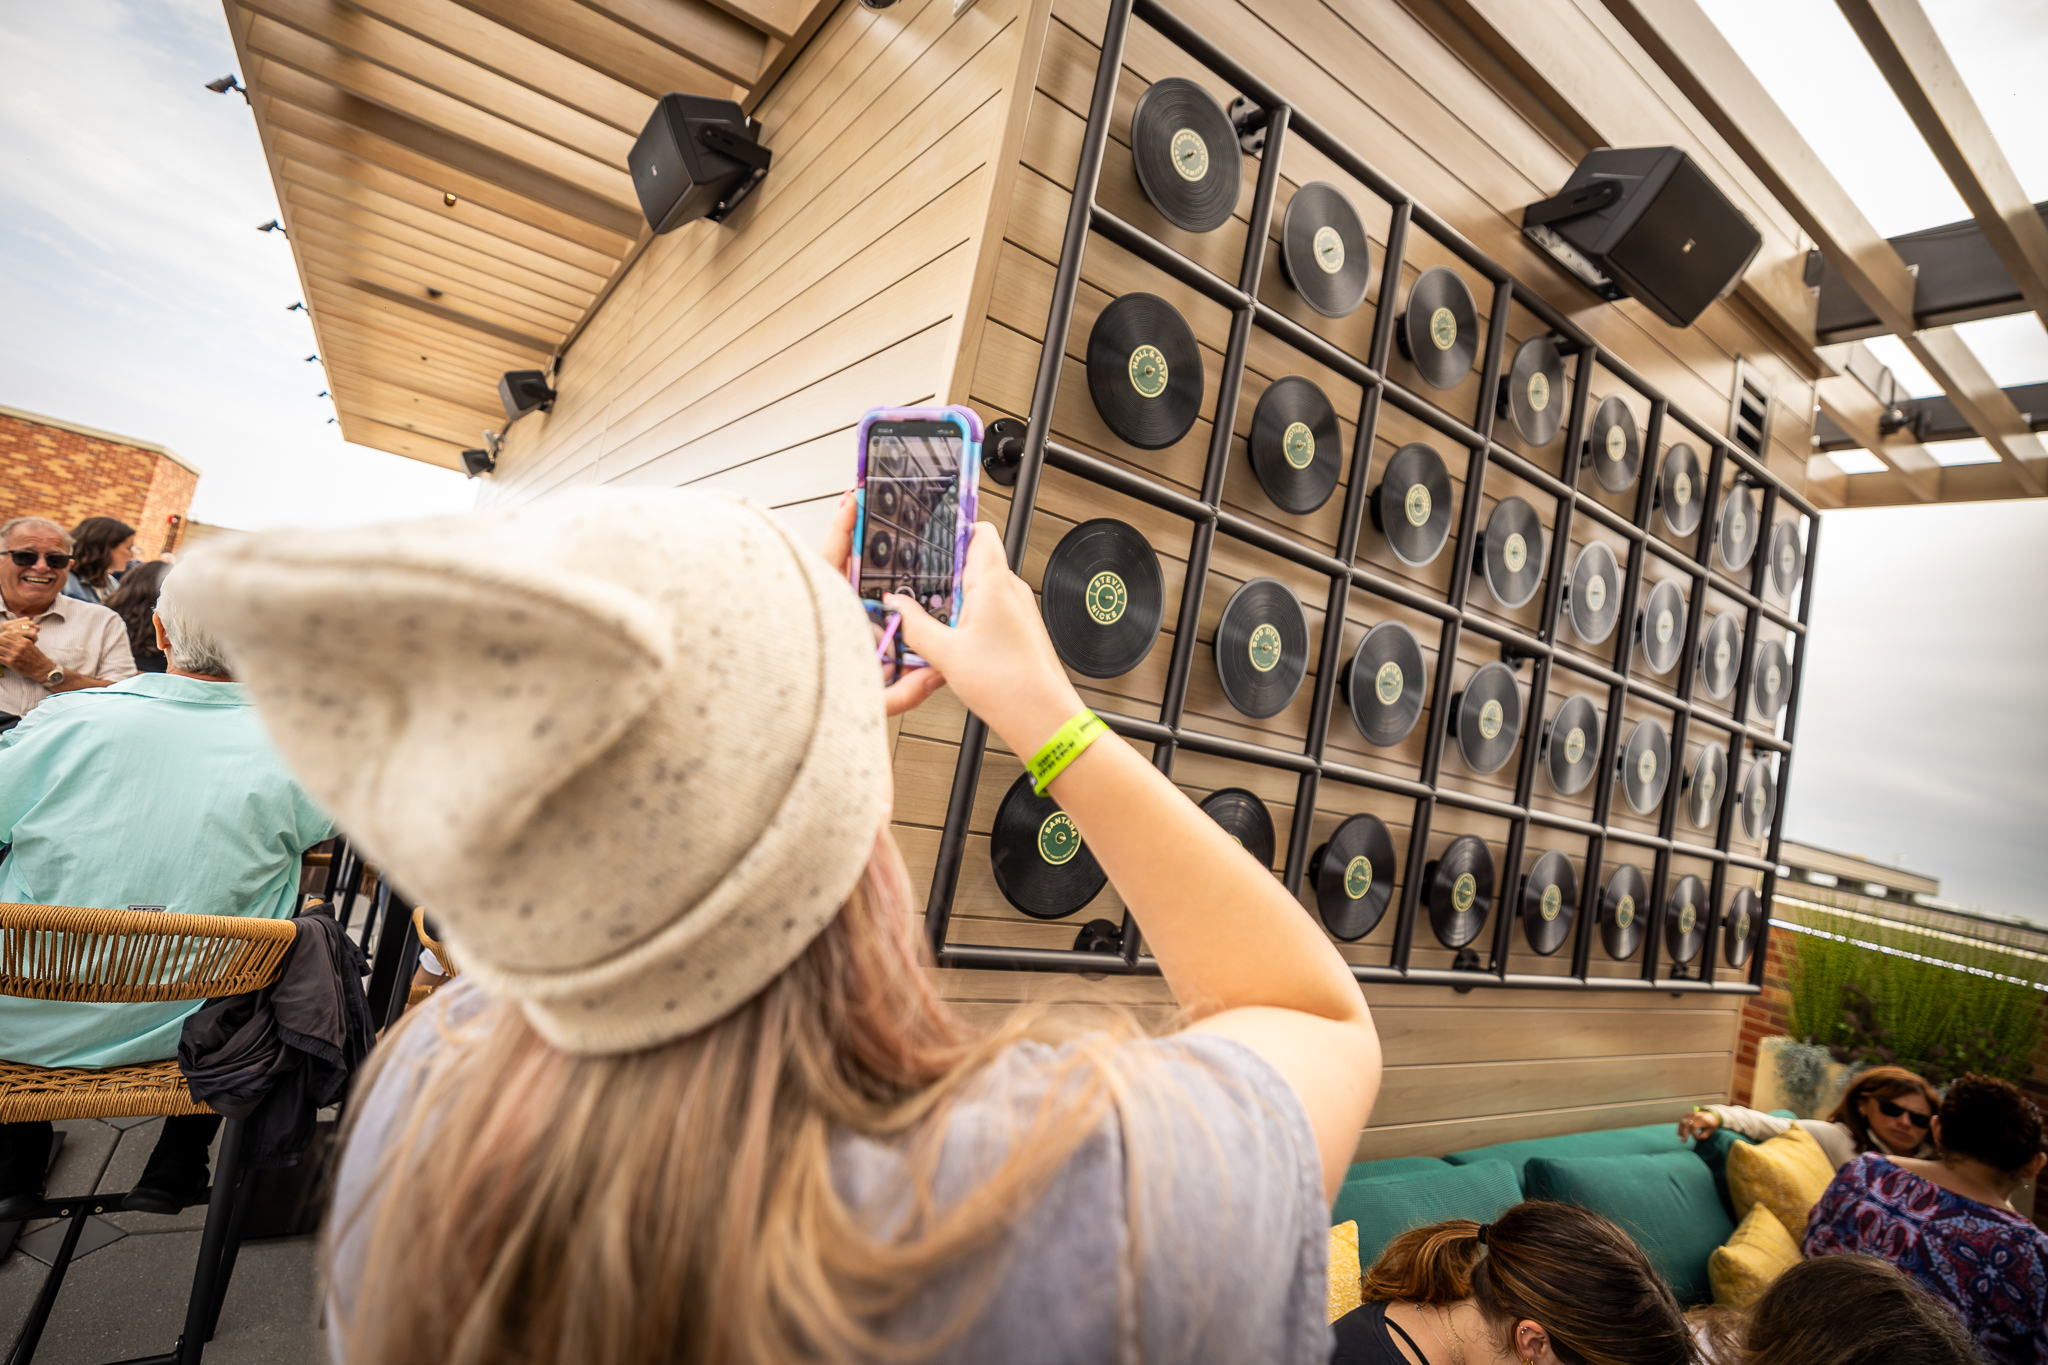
[1782,903,2045,1087]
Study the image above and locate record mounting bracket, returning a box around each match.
[1521,179,1622,228]
[700,122,773,223]
[1226,95,1272,154]
[982,416,1028,487]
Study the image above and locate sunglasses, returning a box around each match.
[7,550,73,569]
[1875,1096,1933,1130]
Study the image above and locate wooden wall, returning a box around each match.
[480,0,1823,1164]
[911,0,1818,1162]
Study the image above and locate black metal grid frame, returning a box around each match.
[920,0,1820,996]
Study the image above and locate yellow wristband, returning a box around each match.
[1027,710,1106,796]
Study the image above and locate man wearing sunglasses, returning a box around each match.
[0,516,138,726]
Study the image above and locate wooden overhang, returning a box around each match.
[219,0,836,470]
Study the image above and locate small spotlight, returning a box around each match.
[305,354,318,362]
[460,447,497,478]
[497,370,556,421]
[204,74,248,101]
[425,286,443,299]
[257,219,286,236]
[442,192,457,207]
[326,417,336,424]
[317,390,329,398]
[287,301,306,312]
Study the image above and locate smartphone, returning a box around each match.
[851,405,982,669]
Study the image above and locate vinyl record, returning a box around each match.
[1450,660,1522,775]
[1041,519,1165,679]
[1500,336,1567,446]
[1424,834,1494,949]
[1716,486,1759,570]
[1370,443,1454,567]
[1697,611,1743,700]
[989,772,1105,919]
[1086,293,1203,451]
[1616,717,1671,814]
[1250,376,1341,514]
[1585,396,1642,493]
[1686,741,1727,830]
[1739,760,1775,840]
[1395,267,1479,390]
[1202,787,1276,870]
[1600,862,1648,960]
[1477,496,1545,609]
[1665,874,1707,964]
[1563,540,1621,645]
[1634,577,1687,675]
[1542,694,1602,796]
[1521,849,1579,956]
[1129,77,1242,234]
[1310,813,1398,941]
[1658,443,1704,537]
[1752,638,1790,720]
[1280,182,1371,318]
[1215,577,1309,719]
[1768,520,1805,598]
[1343,621,1427,747]
[1724,886,1762,967]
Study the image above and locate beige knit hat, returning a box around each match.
[176,488,890,1054]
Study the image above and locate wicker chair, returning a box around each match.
[0,903,297,1365]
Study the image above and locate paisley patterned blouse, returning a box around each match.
[1805,1153,2048,1365]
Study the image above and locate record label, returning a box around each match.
[1615,896,1635,928]
[1505,533,1527,573]
[1249,624,1282,672]
[1674,472,1692,507]
[1587,575,1606,612]
[1282,421,1314,468]
[1376,662,1403,705]
[1313,226,1344,272]
[1700,768,1716,804]
[1170,128,1208,181]
[1528,372,1549,411]
[1731,507,1746,544]
[1406,485,1432,525]
[1713,639,1729,671]
[1540,885,1561,920]
[1129,345,1168,397]
[1638,748,1657,785]
[1656,609,1673,644]
[1431,308,1457,350]
[1764,661,1781,694]
[1565,727,1585,764]
[1733,907,1750,943]
[1778,543,1795,582]
[1606,426,1626,462]
[1677,902,1696,935]
[1751,785,1766,821]
[1479,699,1503,739]
[1453,873,1476,911]
[1345,857,1373,898]
[1038,812,1080,865]
[1087,572,1126,624]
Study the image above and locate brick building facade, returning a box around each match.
[0,404,201,559]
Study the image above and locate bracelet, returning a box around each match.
[1027,710,1106,796]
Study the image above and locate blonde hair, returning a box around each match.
[331,832,1157,1365]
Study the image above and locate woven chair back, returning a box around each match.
[0,903,297,1004]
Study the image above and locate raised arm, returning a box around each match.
[888,521,1380,1197]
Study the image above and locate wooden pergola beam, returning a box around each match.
[1813,374,1940,503]
[1835,0,2048,337]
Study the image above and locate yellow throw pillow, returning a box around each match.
[1710,1203,1802,1307]
[1328,1220,1362,1323]
[1726,1124,1837,1240]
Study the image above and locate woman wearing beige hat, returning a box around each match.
[180,487,1382,1365]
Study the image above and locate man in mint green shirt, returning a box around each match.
[0,567,333,1216]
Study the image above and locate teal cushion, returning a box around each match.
[1332,1159,1523,1270]
[1340,1157,1452,1187]
[1524,1150,1735,1307]
[1444,1122,1687,1185]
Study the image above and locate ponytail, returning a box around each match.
[1360,1202,1691,1365]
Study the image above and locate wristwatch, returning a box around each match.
[43,666,64,689]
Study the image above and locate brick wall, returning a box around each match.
[0,408,199,560]
[1730,924,1795,1106]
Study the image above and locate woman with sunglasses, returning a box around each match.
[1676,1065,1936,1168]
[1331,1201,1692,1365]
[1805,1074,2048,1365]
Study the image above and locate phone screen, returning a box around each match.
[859,420,963,624]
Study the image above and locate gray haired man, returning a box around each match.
[0,515,137,724]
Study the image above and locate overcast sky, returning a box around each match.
[0,1,2042,919]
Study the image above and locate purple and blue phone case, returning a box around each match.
[850,405,982,669]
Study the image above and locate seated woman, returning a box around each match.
[1677,1065,1937,1167]
[1806,1074,2048,1365]
[179,489,1385,1364]
[1330,1202,1693,1365]
[1690,1254,1979,1365]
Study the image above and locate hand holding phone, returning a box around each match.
[850,406,982,672]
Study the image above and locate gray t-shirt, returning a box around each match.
[329,982,1331,1364]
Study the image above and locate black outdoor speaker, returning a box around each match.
[498,370,555,421]
[629,95,773,234]
[1522,147,1762,328]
